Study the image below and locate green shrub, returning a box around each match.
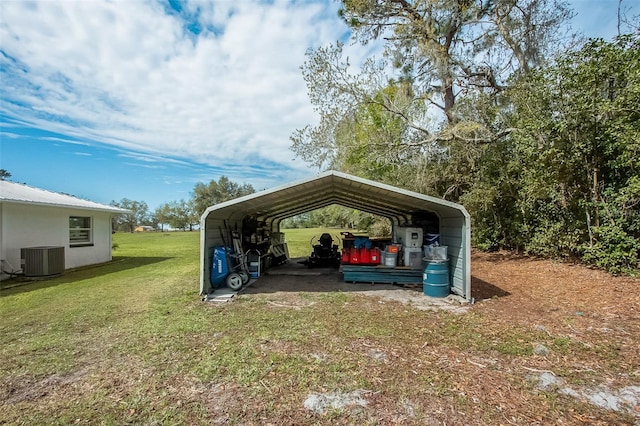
[581,225,640,275]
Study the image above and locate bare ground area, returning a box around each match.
[234,252,640,424]
[2,252,639,425]
[470,251,640,422]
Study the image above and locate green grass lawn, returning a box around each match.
[279,227,352,257]
[0,231,633,425]
[0,230,360,424]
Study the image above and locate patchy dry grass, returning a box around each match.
[1,233,638,424]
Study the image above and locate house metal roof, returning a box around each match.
[0,180,130,214]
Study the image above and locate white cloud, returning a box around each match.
[42,137,90,146]
[0,131,21,139]
[0,0,356,175]
[13,0,627,186]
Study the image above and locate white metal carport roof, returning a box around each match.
[200,170,471,299]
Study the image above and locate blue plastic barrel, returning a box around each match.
[423,259,450,297]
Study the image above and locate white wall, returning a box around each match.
[0,203,114,278]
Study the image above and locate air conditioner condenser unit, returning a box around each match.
[20,246,65,277]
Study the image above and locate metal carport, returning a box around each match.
[199,170,471,300]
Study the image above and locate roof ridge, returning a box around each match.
[0,180,130,213]
[1,180,94,203]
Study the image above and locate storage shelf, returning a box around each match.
[342,264,422,284]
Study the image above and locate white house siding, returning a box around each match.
[0,203,114,275]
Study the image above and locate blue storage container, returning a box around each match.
[423,259,450,297]
[354,237,372,249]
[211,246,230,288]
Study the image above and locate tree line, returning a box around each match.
[291,1,639,274]
[110,176,255,232]
[111,181,385,235]
[280,205,389,235]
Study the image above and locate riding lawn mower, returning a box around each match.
[306,233,341,268]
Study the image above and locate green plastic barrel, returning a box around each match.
[423,259,450,297]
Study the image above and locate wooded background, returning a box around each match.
[290,0,639,274]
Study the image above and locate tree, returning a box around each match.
[154,200,199,231]
[186,199,200,231]
[295,81,422,183]
[280,205,386,233]
[467,34,640,272]
[110,199,150,232]
[191,176,255,216]
[0,169,11,180]
[291,0,573,175]
[153,203,172,231]
[166,200,192,231]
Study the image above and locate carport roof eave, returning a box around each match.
[331,171,468,216]
[266,198,408,225]
[199,173,328,224]
[200,170,469,226]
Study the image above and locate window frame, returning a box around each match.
[69,215,93,247]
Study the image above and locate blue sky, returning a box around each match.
[1,0,637,211]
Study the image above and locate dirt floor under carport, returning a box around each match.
[243,251,640,333]
[242,251,640,322]
[241,257,470,313]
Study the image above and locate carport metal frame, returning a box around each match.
[200,170,471,299]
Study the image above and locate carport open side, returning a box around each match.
[199,171,471,300]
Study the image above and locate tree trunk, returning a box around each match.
[592,166,600,227]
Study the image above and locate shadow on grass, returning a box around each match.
[471,276,511,300]
[0,256,172,297]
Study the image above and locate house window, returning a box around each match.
[69,216,93,246]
